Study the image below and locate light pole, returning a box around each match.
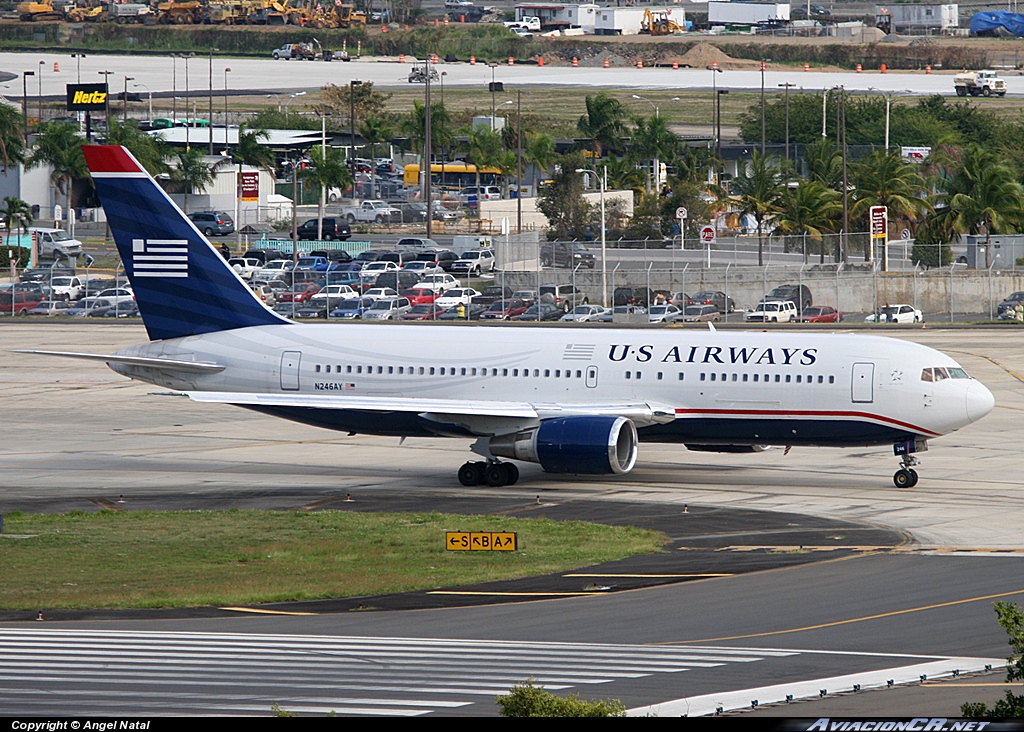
[285,91,306,122]
[716,89,729,160]
[21,71,34,137]
[318,105,332,240]
[424,70,432,239]
[223,68,230,154]
[710,64,722,152]
[778,82,796,162]
[517,88,523,233]
[208,47,219,154]
[171,54,178,126]
[576,167,607,307]
[349,79,362,201]
[440,70,447,197]
[183,52,193,150]
[98,70,113,132]
[133,83,152,122]
[37,60,43,129]
[122,76,134,124]
[631,94,679,193]
[70,52,85,84]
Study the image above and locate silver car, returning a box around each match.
[362,297,412,320]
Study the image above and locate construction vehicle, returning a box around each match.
[65,2,108,21]
[17,1,63,22]
[109,3,150,23]
[155,0,203,24]
[640,9,684,35]
[203,1,255,24]
[954,70,1007,97]
[333,4,367,28]
[408,63,439,83]
[876,8,892,34]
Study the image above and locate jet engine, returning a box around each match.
[489,416,638,474]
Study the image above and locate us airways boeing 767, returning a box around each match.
[21,147,995,488]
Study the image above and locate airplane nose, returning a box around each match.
[966,381,995,423]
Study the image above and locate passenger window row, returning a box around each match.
[314,364,587,379]
[698,372,835,384]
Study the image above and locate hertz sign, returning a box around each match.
[67,83,109,111]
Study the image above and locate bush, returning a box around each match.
[0,246,30,269]
[962,602,1024,718]
[496,679,626,717]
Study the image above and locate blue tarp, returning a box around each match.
[971,11,1024,37]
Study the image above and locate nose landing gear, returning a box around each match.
[458,460,520,487]
[894,455,920,488]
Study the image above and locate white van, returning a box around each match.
[28,228,84,259]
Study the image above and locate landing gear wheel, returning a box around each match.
[894,469,913,488]
[906,469,919,487]
[505,463,519,486]
[458,461,485,486]
[485,463,508,487]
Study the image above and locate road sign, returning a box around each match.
[869,206,888,238]
[901,228,911,240]
[446,531,518,552]
[675,207,688,220]
[699,225,716,245]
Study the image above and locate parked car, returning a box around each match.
[363,296,412,320]
[61,297,110,317]
[188,211,234,236]
[540,242,595,269]
[401,303,447,321]
[435,288,480,309]
[561,304,608,322]
[396,237,441,251]
[229,258,263,280]
[402,287,438,306]
[296,218,352,241]
[745,300,798,323]
[514,303,563,321]
[683,305,721,323]
[439,302,488,320]
[27,299,70,316]
[359,261,399,285]
[799,306,843,323]
[277,282,321,304]
[28,227,83,259]
[480,298,528,320]
[539,284,587,313]
[475,285,512,307]
[648,304,685,323]
[330,296,375,319]
[46,276,86,301]
[865,304,923,324]
[458,185,502,208]
[362,287,400,301]
[249,283,278,306]
[599,305,647,323]
[416,273,461,293]
[374,271,422,292]
[416,249,461,272]
[687,291,735,314]
[997,291,1024,319]
[309,284,358,309]
[451,249,496,276]
[613,287,653,307]
[402,261,444,279]
[102,301,140,318]
[764,284,812,313]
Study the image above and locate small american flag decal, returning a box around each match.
[563,344,596,361]
[132,239,188,278]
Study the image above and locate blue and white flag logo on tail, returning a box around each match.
[132,239,189,278]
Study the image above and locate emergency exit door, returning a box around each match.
[280,351,302,391]
[851,362,874,403]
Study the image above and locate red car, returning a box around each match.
[799,306,843,323]
[480,298,529,320]
[277,282,321,304]
[402,287,437,306]
[0,291,43,315]
[400,303,447,321]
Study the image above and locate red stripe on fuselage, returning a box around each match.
[82,145,144,174]
[673,408,941,437]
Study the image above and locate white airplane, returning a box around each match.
[21,146,995,489]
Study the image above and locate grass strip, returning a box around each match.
[0,509,665,609]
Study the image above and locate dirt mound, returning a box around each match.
[677,42,761,70]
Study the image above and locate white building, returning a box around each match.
[515,3,601,31]
[877,4,959,32]
[595,6,686,35]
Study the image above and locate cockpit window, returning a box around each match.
[922,367,970,382]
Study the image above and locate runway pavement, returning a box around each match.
[1,320,1022,716]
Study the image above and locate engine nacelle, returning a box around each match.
[489,416,638,475]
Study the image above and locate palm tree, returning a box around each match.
[850,149,930,263]
[26,121,87,225]
[774,180,842,261]
[0,195,32,248]
[577,92,627,168]
[732,151,787,266]
[0,103,26,173]
[629,114,679,194]
[524,132,556,198]
[599,153,645,194]
[929,147,1024,268]
[358,115,394,200]
[467,127,503,216]
[105,119,169,176]
[300,146,351,239]
[169,147,223,214]
[804,138,842,191]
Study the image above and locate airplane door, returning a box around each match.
[851,362,874,403]
[280,351,302,391]
[585,365,598,388]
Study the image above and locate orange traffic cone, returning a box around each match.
[508,56,514,66]
[672,60,678,69]
[53,62,59,72]
[572,57,578,68]
[470,55,476,65]
[856,63,862,73]
[538,57,544,67]
[804,63,810,72]
[603,58,609,68]
[637,59,643,69]
[399,53,404,63]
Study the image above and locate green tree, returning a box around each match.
[0,102,26,173]
[774,180,842,260]
[467,127,504,216]
[26,121,87,223]
[732,151,787,266]
[321,81,392,128]
[963,602,1024,717]
[300,146,352,238]
[629,114,678,194]
[929,147,1024,268]
[400,100,451,158]
[577,92,628,167]
[851,149,930,261]
[168,147,223,214]
[0,196,33,247]
[911,219,954,268]
[105,119,168,176]
[804,138,843,191]
[524,132,557,198]
[537,151,589,240]
[497,679,625,717]
[358,114,395,200]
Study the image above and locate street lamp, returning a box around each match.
[70,52,85,84]
[123,76,134,124]
[223,68,231,155]
[37,60,44,129]
[576,167,607,307]
[710,65,723,155]
[133,83,152,122]
[349,79,362,202]
[760,60,767,155]
[716,89,729,161]
[208,47,219,154]
[183,52,193,149]
[285,91,306,121]
[778,82,796,161]
[21,71,34,137]
[630,93,679,118]
[98,70,112,132]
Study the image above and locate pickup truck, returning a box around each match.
[504,16,541,31]
[342,200,401,224]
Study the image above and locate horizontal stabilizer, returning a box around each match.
[13,350,225,373]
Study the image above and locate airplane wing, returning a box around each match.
[185,391,677,435]
[13,350,225,373]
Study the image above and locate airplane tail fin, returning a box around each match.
[83,145,289,341]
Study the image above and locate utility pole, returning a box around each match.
[778,82,796,162]
[516,89,522,233]
[349,79,362,202]
[123,76,134,124]
[424,69,432,240]
[22,71,34,139]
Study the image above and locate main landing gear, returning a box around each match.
[458,460,520,487]
[893,455,920,488]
